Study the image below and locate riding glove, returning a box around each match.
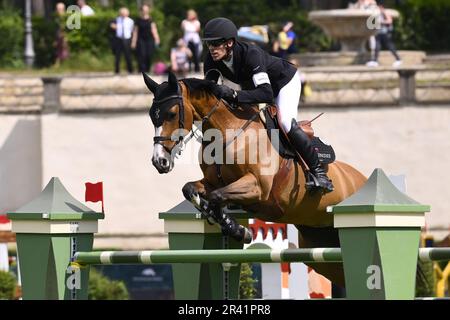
[215,85,238,104]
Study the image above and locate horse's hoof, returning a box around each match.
[182,183,197,201]
[233,226,253,244]
[243,227,253,244]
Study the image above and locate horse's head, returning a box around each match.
[143,71,194,173]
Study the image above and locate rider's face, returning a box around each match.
[207,39,233,61]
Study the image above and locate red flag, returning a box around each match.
[85,182,104,213]
[0,214,10,224]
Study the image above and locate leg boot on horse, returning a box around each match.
[182,181,252,243]
[209,202,252,243]
[288,119,334,193]
[208,192,253,243]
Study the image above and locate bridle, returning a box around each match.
[151,81,187,154]
[152,82,222,155]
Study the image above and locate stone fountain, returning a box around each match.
[309,8,399,52]
[293,8,425,66]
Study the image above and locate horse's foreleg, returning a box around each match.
[182,179,210,204]
[204,173,261,243]
[182,179,215,221]
[209,173,262,206]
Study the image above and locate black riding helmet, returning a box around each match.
[202,17,238,41]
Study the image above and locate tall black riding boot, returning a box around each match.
[287,119,334,193]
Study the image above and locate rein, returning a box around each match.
[153,82,262,156]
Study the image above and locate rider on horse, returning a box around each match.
[202,17,334,193]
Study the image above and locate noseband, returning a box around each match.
[152,82,223,155]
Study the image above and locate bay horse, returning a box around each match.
[143,71,367,285]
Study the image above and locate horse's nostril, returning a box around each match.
[160,158,168,167]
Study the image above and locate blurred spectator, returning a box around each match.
[77,0,95,16]
[153,61,168,75]
[366,5,402,67]
[350,0,377,9]
[56,2,65,15]
[238,25,269,47]
[181,9,202,72]
[285,22,298,55]
[107,17,117,55]
[170,38,193,77]
[132,4,160,73]
[111,7,134,74]
[272,21,297,59]
[351,0,377,61]
[54,2,69,66]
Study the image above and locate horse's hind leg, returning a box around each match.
[296,225,346,290]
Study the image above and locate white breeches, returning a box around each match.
[274,71,301,133]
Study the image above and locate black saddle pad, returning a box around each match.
[262,108,336,164]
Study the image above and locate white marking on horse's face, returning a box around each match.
[153,127,165,158]
[152,126,173,173]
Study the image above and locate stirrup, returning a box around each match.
[305,171,334,194]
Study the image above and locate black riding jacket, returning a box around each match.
[204,41,297,104]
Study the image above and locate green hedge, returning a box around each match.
[415,260,436,297]
[0,271,17,300]
[0,9,24,68]
[66,11,117,56]
[397,0,450,51]
[33,8,167,69]
[88,267,129,300]
[32,16,59,68]
[239,263,258,299]
[2,1,450,70]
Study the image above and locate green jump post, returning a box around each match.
[159,201,251,300]
[329,168,430,300]
[7,178,103,300]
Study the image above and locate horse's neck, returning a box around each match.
[189,91,260,135]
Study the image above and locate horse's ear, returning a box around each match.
[142,72,159,93]
[168,71,178,91]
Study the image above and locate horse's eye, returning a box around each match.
[167,112,177,121]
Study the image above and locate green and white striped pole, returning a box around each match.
[73,248,343,265]
[72,247,450,265]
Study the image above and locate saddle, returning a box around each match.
[260,104,336,165]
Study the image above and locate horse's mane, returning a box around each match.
[181,78,217,96]
[181,77,256,119]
